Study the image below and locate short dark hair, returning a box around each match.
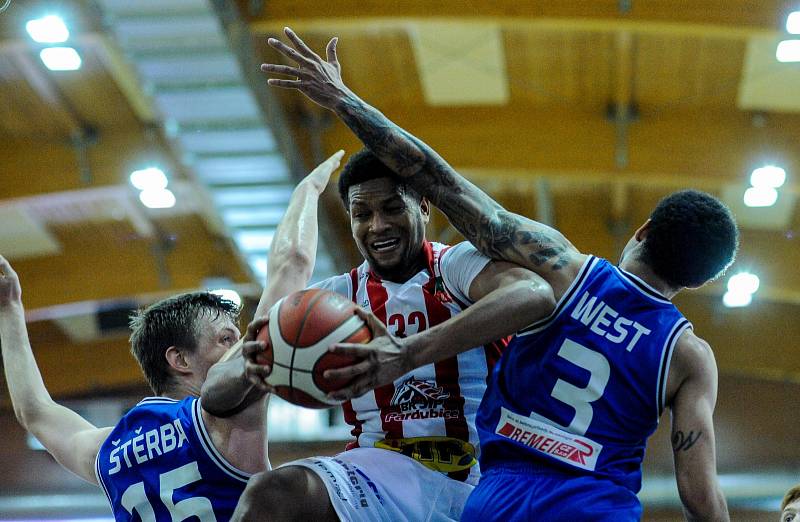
[337,148,420,208]
[782,484,800,511]
[129,292,240,395]
[640,190,738,288]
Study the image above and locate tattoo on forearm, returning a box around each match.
[672,430,702,451]
[337,95,572,271]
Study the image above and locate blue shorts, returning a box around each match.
[462,463,641,522]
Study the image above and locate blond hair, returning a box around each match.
[782,484,800,511]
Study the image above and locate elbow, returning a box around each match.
[519,279,556,321]
[679,484,729,521]
[269,248,314,283]
[13,398,49,432]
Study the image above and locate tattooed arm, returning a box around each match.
[665,331,729,521]
[261,28,585,298]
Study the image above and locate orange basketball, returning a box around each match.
[256,289,372,408]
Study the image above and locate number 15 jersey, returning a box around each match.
[476,256,690,494]
[95,397,251,521]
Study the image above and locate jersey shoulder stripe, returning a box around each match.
[656,319,692,416]
[95,447,113,505]
[612,266,672,304]
[191,399,251,482]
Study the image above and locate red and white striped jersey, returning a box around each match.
[312,241,507,484]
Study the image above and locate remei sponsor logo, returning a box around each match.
[495,407,603,471]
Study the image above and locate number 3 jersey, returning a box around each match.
[477,256,690,493]
[313,241,506,485]
[95,397,251,521]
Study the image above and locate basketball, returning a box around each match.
[255,288,372,408]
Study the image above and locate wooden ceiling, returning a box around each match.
[0,0,253,399]
[236,0,800,387]
[0,0,797,426]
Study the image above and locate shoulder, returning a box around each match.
[665,329,718,406]
[309,271,357,297]
[439,241,489,266]
[674,330,716,371]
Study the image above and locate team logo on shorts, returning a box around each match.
[384,377,459,422]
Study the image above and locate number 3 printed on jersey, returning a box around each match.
[121,461,216,521]
[549,338,611,436]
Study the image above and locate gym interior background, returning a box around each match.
[1,1,799,520]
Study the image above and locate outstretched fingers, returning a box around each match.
[260,63,302,78]
[325,37,339,67]
[267,78,302,89]
[267,37,313,66]
[283,27,320,61]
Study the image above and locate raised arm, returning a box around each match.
[261,28,584,297]
[201,150,343,416]
[666,332,729,521]
[0,256,111,484]
[326,260,555,400]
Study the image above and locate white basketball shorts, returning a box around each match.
[282,447,474,521]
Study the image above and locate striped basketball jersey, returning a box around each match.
[313,241,505,484]
[95,397,251,521]
[477,256,690,493]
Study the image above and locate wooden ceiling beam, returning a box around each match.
[8,217,251,310]
[317,106,800,191]
[242,0,793,33]
[0,129,182,199]
[250,0,796,40]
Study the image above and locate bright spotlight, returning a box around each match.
[26,15,69,43]
[750,166,786,188]
[139,188,176,209]
[723,290,752,308]
[776,39,800,62]
[210,289,242,308]
[788,11,800,34]
[130,167,168,191]
[743,186,778,207]
[39,47,81,71]
[727,272,760,295]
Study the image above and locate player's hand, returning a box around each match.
[261,27,351,111]
[324,307,413,401]
[300,149,345,194]
[0,256,22,309]
[242,317,275,393]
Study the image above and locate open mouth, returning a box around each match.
[370,238,400,253]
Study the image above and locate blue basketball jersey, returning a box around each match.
[476,256,690,493]
[95,397,251,521]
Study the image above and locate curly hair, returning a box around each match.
[639,190,739,288]
[128,292,240,395]
[337,148,420,208]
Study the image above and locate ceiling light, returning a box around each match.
[39,47,81,71]
[750,166,786,188]
[26,15,69,43]
[139,188,176,209]
[723,290,752,308]
[743,186,778,207]
[776,39,800,62]
[210,289,242,308]
[727,272,760,295]
[787,11,800,34]
[130,167,168,191]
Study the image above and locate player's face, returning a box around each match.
[782,498,800,522]
[348,177,430,282]
[191,314,240,382]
